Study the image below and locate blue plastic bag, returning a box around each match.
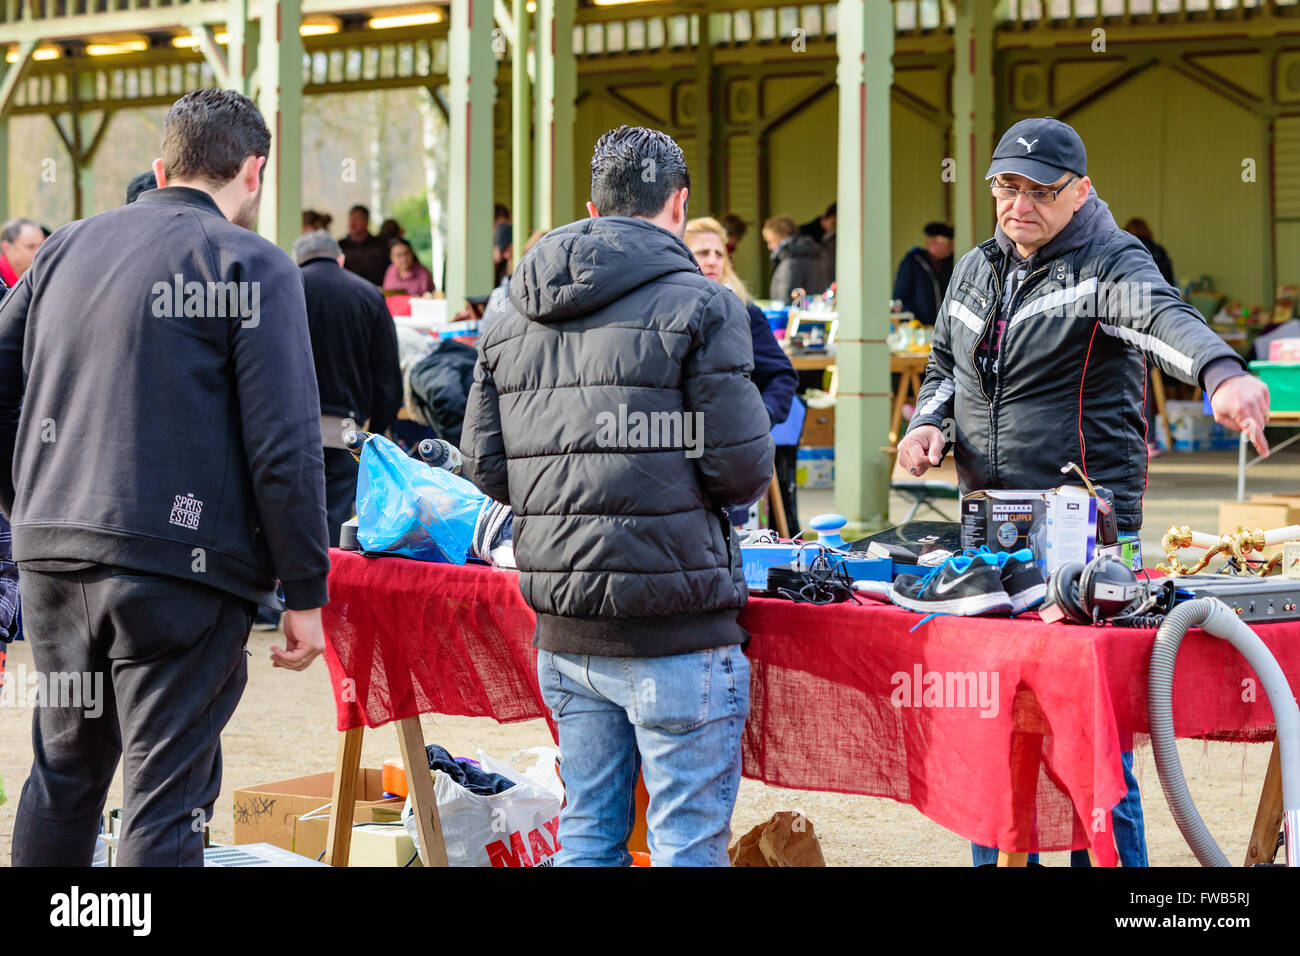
[355,433,486,563]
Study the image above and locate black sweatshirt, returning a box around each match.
[299,257,402,436]
[0,186,330,610]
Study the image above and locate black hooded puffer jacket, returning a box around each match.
[460,216,775,657]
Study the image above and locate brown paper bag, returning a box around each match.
[728,811,826,867]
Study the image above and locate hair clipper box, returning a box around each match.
[960,490,1050,558]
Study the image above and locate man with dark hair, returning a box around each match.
[292,228,402,546]
[461,124,773,866]
[0,218,44,286]
[0,88,331,866]
[893,221,955,326]
[125,170,158,205]
[339,204,389,286]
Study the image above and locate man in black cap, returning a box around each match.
[899,116,1270,868]
[892,221,955,326]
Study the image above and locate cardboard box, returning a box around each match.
[346,823,421,868]
[962,487,1122,572]
[800,406,835,448]
[960,490,1049,556]
[1220,498,1300,562]
[233,769,404,862]
[796,447,834,488]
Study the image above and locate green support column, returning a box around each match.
[257,0,302,251]
[446,0,496,310]
[833,0,894,532]
[535,0,574,227]
[227,0,255,96]
[953,0,996,254]
[512,0,532,244]
[692,12,712,216]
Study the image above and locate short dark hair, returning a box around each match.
[493,203,510,221]
[126,170,157,205]
[160,89,270,187]
[349,205,370,219]
[590,125,690,219]
[924,221,954,239]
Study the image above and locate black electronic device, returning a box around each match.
[1171,575,1300,624]
[1041,554,1147,625]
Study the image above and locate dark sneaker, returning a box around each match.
[999,548,1046,612]
[889,553,1012,616]
[964,546,1046,613]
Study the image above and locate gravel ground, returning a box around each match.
[1,446,1295,867]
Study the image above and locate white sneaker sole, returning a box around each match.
[1008,582,1046,614]
[887,586,1014,617]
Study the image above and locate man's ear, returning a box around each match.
[1073,175,1091,212]
[586,201,600,218]
[674,187,690,226]
[243,154,266,193]
[337,254,346,268]
[152,157,167,188]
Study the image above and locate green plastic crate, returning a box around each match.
[1250,361,1300,413]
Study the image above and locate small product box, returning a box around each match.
[960,490,1050,556]
[962,486,1124,572]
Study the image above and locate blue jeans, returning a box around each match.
[971,745,1148,866]
[537,644,750,867]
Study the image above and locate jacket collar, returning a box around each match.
[133,185,226,219]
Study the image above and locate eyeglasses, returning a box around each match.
[990,176,1077,204]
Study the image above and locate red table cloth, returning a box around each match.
[322,549,1300,861]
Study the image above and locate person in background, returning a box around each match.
[485,228,548,319]
[302,209,333,234]
[686,216,800,533]
[383,237,435,297]
[1123,217,1177,457]
[1,89,331,867]
[492,203,513,287]
[461,125,773,867]
[720,212,747,259]
[893,221,955,327]
[1123,217,1175,286]
[818,202,837,284]
[763,215,828,305]
[378,218,403,243]
[126,171,158,205]
[0,219,44,287]
[339,204,389,286]
[294,229,403,547]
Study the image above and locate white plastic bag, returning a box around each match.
[403,748,562,867]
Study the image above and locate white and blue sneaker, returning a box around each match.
[888,553,1013,616]
[965,546,1046,613]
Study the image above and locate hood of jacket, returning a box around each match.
[772,233,824,264]
[993,186,1115,268]
[509,216,700,323]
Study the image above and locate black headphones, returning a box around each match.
[1041,555,1144,625]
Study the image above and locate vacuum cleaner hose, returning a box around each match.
[1148,598,1300,867]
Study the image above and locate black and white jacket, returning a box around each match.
[908,188,1245,530]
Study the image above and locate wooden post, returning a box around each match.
[396,716,450,867]
[323,726,365,866]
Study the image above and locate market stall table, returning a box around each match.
[321,550,1300,867]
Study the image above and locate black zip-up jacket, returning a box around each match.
[0,186,330,609]
[461,216,775,657]
[907,189,1246,530]
[300,256,402,435]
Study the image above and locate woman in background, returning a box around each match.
[383,237,435,297]
[685,217,801,534]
